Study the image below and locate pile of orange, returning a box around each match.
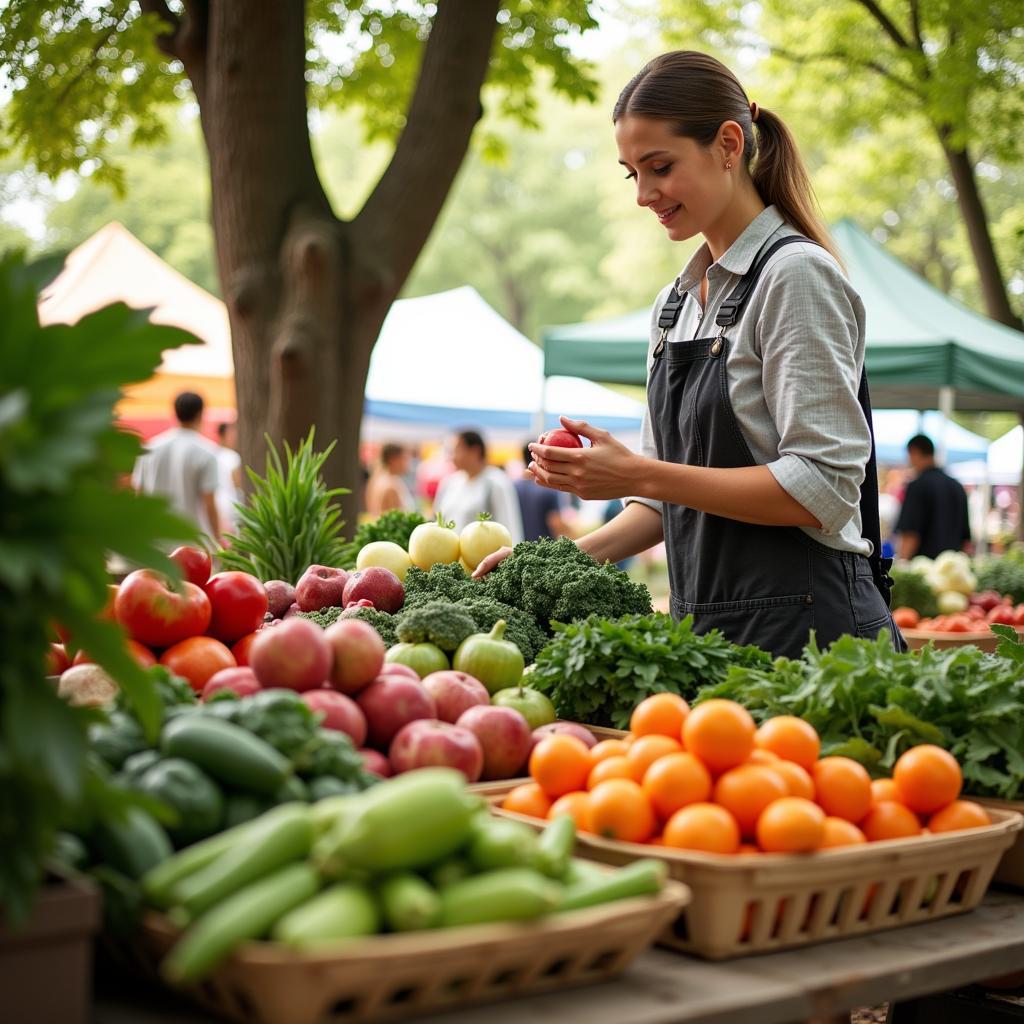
[501,694,990,854]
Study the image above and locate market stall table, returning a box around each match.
[95,890,1024,1024]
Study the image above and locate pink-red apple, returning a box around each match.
[389,719,484,782]
[530,721,598,751]
[249,617,331,691]
[303,689,368,747]
[422,670,490,724]
[376,664,420,682]
[264,579,296,619]
[295,565,349,612]
[356,675,437,750]
[203,666,261,700]
[359,748,392,778]
[456,705,532,780]
[342,567,404,614]
[324,619,386,695]
[538,428,583,448]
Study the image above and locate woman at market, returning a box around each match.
[475,50,904,660]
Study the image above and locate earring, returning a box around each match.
[725,161,733,170]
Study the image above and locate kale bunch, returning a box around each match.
[402,562,477,604]
[455,597,549,664]
[299,606,398,647]
[395,601,476,652]
[482,538,652,632]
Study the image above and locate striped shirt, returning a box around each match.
[627,205,872,555]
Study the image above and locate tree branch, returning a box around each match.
[138,0,179,58]
[853,0,911,50]
[140,0,209,105]
[354,0,502,301]
[771,45,920,96]
[908,0,923,50]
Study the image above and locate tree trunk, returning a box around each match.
[939,138,1023,330]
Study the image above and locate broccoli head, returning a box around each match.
[299,606,398,647]
[395,601,477,652]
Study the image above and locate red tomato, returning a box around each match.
[46,643,70,676]
[987,605,1018,626]
[943,614,973,633]
[204,572,269,644]
[1014,605,1024,627]
[170,545,213,588]
[891,607,919,629]
[115,569,212,648]
[126,639,158,668]
[231,631,260,666]
[160,636,237,692]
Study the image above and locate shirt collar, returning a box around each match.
[674,205,784,294]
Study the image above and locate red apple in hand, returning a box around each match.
[170,545,213,587]
[538,428,583,448]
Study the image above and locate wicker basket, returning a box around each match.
[901,628,1001,652]
[977,797,1024,889]
[131,881,689,1024]
[486,784,1021,960]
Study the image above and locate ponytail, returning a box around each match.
[615,51,841,266]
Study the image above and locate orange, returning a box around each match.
[820,816,867,848]
[548,791,593,832]
[629,692,690,738]
[587,755,635,789]
[756,797,826,853]
[642,752,712,819]
[712,765,788,838]
[860,800,921,841]
[747,748,780,765]
[893,745,962,814]
[771,760,815,801]
[501,782,552,819]
[588,778,656,843]
[683,699,756,773]
[529,734,593,798]
[625,734,683,781]
[870,778,900,805]
[929,800,991,833]
[755,716,820,770]
[663,802,740,854]
[589,739,630,764]
[812,757,872,823]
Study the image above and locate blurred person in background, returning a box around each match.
[514,441,570,541]
[895,434,971,559]
[133,391,222,546]
[366,443,416,516]
[215,420,243,533]
[435,429,524,541]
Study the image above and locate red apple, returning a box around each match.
[356,675,437,750]
[530,721,598,751]
[203,666,261,700]
[389,720,483,782]
[377,663,420,682]
[303,689,368,747]
[422,670,490,724]
[456,705,533,780]
[295,565,350,612]
[342,567,404,614]
[538,428,583,448]
[324,619,386,695]
[115,569,212,648]
[359,748,392,778]
[264,579,296,619]
[169,545,212,587]
[249,617,332,691]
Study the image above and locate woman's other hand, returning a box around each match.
[471,546,513,579]
[528,417,641,500]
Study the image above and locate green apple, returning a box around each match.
[491,686,556,730]
[357,541,412,582]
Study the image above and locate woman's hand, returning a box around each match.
[528,417,641,500]
[471,546,513,579]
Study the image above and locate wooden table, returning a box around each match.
[95,890,1024,1024]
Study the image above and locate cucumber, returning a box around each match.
[171,803,313,920]
[556,858,666,913]
[316,769,482,877]
[467,817,539,872]
[562,857,608,887]
[92,807,173,880]
[161,715,291,795]
[428,856,472,890]
[309,794,359,837]
[272,884,379,947]
[535,815,576,878]
[377,873,442,932]
[163,863,320,983]
[439,868,561,928]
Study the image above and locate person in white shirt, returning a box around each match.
[435,430,524,543]
[215,420,244,531]
[132,391,223,546]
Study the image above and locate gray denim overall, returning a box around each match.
[648,236,905,659]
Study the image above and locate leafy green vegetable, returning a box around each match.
[230,689,319,760]
[528,613,772,729]
[351,509,427,559]
[697,632,1024,799]
[889,566,939,616]
[395,601,476,652]
[299,605,398,647]
[975,557,1024,604]
[297,729,376,790]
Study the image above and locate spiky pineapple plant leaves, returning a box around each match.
[217,429,354,583]
[0,250,200,924]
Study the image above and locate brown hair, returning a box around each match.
[614,51,840,264]
[380,443,406,467]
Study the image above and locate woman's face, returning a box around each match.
[615,115,727,243]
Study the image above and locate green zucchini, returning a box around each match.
[272,884,379,947]
[92,807,173,880]
[377,873,442,932]
[556,858,666,912]
[439,868,561,928]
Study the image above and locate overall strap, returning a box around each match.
[715,234,811,330]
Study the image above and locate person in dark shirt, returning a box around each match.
[514,443,569,541]
[894,434,971,559]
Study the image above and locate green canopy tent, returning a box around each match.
[542,219,1024,414]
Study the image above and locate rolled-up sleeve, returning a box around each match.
[757,253,870,536]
